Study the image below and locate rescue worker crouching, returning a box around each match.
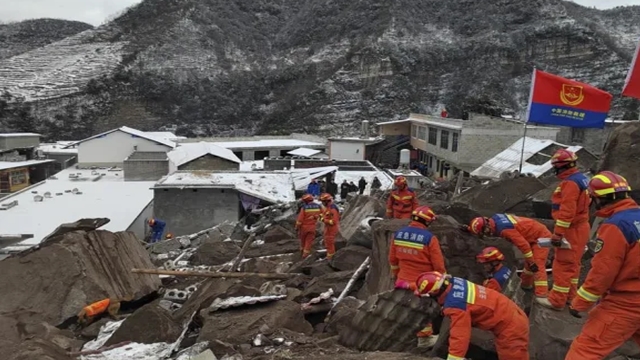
[319,193,340,260]
[147,218,166,243]
[463,214,549,297]
[565,171,640,360]
[476,247,512,293]
[414,271,530,360]
[296,194,321,259]
[537,149,591,310]
[386,176,418,219]
[389,205,445,349]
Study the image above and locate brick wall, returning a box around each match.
[124,159,169,181]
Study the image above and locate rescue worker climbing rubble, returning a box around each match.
[296,194,321,259]
[389,205,445,349]
[537,149,591,310]
[463,214,549,297]
[565,171,640,360]
[319,193,340,260]
[414,271,530,360]
[386,176,418,219]
[147,218,166,243]
[476,247,512,293]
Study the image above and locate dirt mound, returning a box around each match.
[599,121,640,189]
[0,230,160,326]
[454,177,548,217]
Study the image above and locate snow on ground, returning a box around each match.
[202,138,325,150]
[0,167,154,247]
[335,170,394,195]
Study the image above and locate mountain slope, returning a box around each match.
[0,0,639,140]
[0,18,93,59]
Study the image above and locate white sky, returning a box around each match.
[0,0,639,26]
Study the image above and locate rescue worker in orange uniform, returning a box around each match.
[464,214,549,297]
[476,247,512,293]
[389,205,446,349]
[537,149,591,310]
[415,271,530,360]
[319,193,340,260]
[386,176,418,219]
[295,194,321,258]
[565,171,640,360]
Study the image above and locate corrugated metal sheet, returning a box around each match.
[471,137,583,179]
[208,295,287,312]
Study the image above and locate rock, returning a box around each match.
[148,238,184,254]
[364,217,518,297]
[173,278,237,323]
[339,289,436,351]
[329,245,371,271]
[262,225,296,243]
[9,338,72,360]
[299,270,359,301]
[0,230,160,327]
[599,122,640,190]
[240,257,284,273]
[338,196,386,247]
[303,261,336,277]
[431,317,498,360]
[191,238,240,266]
[80,317,110,339]
[105,300,184,346]
[221,284,262,299]
[454,177,548,217]
[431,201,482,226]
[326,297,364,335]
[244,239,300,258]
[198,300,313,346]
[193,349,218,360]
[529,299,640,359]
[285,287,302,301]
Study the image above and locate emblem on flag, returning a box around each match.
[560,84,584,106]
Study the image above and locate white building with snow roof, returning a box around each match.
[63,126,176,167]
[168,142,241,172]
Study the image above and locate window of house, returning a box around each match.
[411,125,417,138]
[9,170,27,186]
[571,128,585,143]
[452,132,459,152]
[417,126,427,141]
[428,127,438,145]
[440,130,449,149]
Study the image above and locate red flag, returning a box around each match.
[622,38,640,99]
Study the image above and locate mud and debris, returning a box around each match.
[0,173,621,360]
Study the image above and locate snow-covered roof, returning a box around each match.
[154,171,296,204]
[376,119,411,126]
[287,148,322,157]
[169,142,241,167]
[145,131,187,141]
[291,166,339,190]
[0,159,55,171]
[387,169,424,177]
[0,167,154,247]
[207,139,325,150]
[470,137,583,179]
[63,126,176,149]
[0,133,41,137]
[328,137,383,144]
[37,143,78,154]
[239,160,265,171]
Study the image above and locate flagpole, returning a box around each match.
[519,67,537,173]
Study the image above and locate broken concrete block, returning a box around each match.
[0,230,160,327]
[599,121,640,190]
[337,196,386,246]
[104,300,183,346]
[192,349,218,360]
[329,245,371,271]
[244,239,300,258]
[326,296,364,335]
[198,300,313,346]
[172,278,237,323]
[454,177,548,217]
[529,299,640,359]
[299,270,359,301]
[240,257,283,273]
[339,289,436,351]
[191,238,240,266]
[262,225,296,243]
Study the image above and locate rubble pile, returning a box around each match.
[598,121,640,200]
[0,172,621,360]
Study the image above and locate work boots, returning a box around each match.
[535,297,564,311]
[417,334,439,349]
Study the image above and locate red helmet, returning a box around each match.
[148,219,155,226]
[588,171,631,198]
[551,149,578,168]
[469,217,493,236]
[301,194,314,203]
[476,247,505,263]
[394,176,408,187]
[412,205,437,224]
[319,193,333,202]
[415,271,448,297]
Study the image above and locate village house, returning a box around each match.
[554,119,640,155]
[0,133,55,195]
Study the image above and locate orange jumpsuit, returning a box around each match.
[389,222,446,337]
[83,298,111,317]
[296,202,322,258]
[491,213,551,296]
[549,168,591,307]
[565,199,640,360]
[386,187,418,219]
[439,277,529,360]
[321,201,340,259]
[482,264,512,293]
